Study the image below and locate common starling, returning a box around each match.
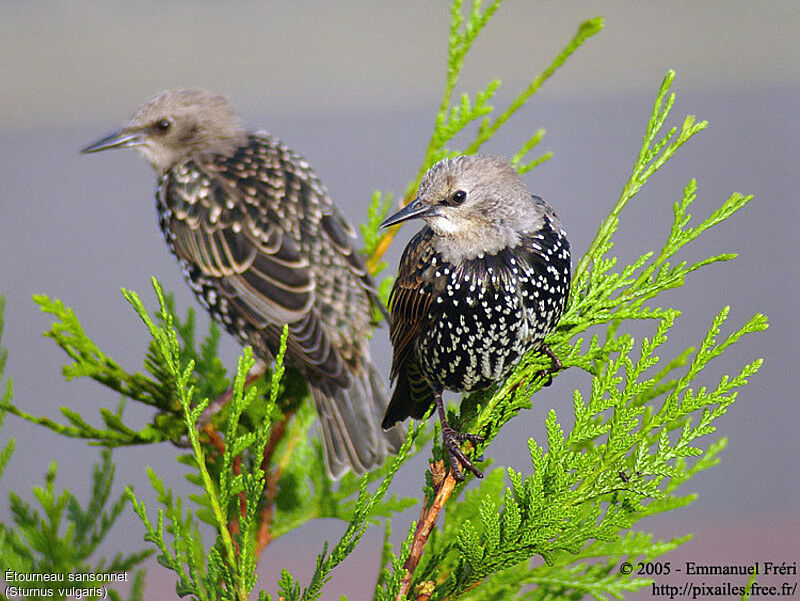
[380,155,570,480]
[82,89,403,477]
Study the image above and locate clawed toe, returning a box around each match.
[433,390,485,481]
[442,426,484,481]
[452,430,484,444]
[536,343,562,387]
[535,370,554,386]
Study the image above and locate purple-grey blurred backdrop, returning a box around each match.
[1,2,797,599]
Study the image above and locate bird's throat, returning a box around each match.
[429,222,521,264]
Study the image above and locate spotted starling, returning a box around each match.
[380,155,571,480]
[82,89,403,477]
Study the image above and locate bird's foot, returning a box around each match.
[535,343,563,387]
[442,425,484,481]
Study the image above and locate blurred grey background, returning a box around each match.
[1,1,798,599]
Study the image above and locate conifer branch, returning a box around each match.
[256,407,295,557]
[374,63,764,598]
[1,3,767,599]
[397,462,457,600]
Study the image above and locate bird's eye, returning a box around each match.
[154,119,171,133]
[450,190,467,206]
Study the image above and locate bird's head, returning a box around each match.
[382,155,547,262]
[82,89,247,173]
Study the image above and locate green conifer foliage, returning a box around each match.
[0,2,765,599]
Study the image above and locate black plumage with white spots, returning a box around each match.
[380,155,571,480]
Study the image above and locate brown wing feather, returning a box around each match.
[154,132,403,477]
[321,211,388,322]
[161,143,350,386]
[387,228,445,381]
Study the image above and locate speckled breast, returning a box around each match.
[417,225,570,393]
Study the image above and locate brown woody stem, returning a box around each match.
[396,462,456,600]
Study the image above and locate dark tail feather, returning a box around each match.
[381,364,433,430]
[367,362,406,453]
[311,362,405,478]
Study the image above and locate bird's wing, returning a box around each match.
[211,134,385,357]
[160,145,349,385]
[319,206,389,323]
[247,132,387,321]
[387,227,446,381]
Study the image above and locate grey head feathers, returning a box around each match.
[82,89,248,173]
[412,155,560,264]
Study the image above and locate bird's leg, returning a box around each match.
[536,343,563,387]
[198,360,268,428]
[433,389,484,481]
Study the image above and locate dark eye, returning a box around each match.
[154,119,171,133]
[450,190,467,205]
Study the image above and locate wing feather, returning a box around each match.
[387,227,444,381]
[161,137,352,385]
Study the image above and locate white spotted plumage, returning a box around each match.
[383,156,571,441]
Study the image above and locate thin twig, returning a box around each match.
[396,461,456,600]
[202,425,245,551]
[203,424,227,456]
[442,579,482,600]
[261,409,293,472]
[204,398,297,561]
[227,454,246,545]
[198,361,268,427]
[366,223,402,274]
[255,410,293,557]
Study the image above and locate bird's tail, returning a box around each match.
[311,361,405,478]
[381,362,434,429]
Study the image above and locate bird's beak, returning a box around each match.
[81,128,143,153]
[381,198,439,228]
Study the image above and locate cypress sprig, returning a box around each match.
[124,280,285,601]
[0,308,150,601]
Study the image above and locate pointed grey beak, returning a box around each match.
[381,198,439,228]
[81,129,143,153]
